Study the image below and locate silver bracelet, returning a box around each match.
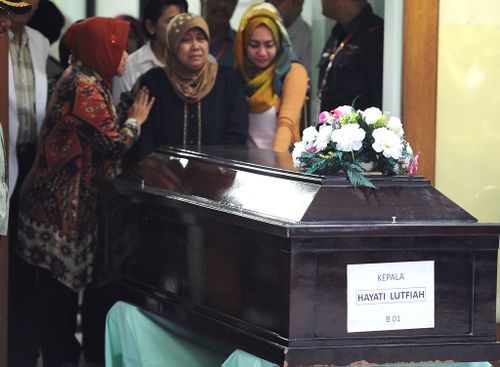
[124,118,141,135]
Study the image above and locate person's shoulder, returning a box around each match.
[128,42,154,64]
[216,65,240,81]
[139,67,171,96]
[367,10,384,32]
[215,65,245,91]
[217,65,245,85]
[369,18,384,31]
[288,62,308,79]
[127,47,145,64]
[26,26,50,49]
[361,12,383,42]
[72,72,104,101]
[296,16,312,33]
[25,26,47,41]
[141,66,166,83]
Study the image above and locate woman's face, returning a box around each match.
[246,25,277,69]
[116,51,128,76]
[177,28,209,71]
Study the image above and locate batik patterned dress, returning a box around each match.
[16,61,139,292]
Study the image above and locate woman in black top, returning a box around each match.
[131,13,248,161]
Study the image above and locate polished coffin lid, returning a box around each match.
[102,145,500,365]
[119,145,500,237]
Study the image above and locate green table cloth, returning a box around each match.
[105,301,278,367]
[105,301,492,367]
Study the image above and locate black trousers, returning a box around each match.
[81,286,117,364]
[8,256,80,367]
[8,144,80,367]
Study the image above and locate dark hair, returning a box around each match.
[58,19,84,69]
[28,0,65,44]
[116,14,146,52]
[116,14,144,39]
[58,30,71,69]
[142,0,188,40]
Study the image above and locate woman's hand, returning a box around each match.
[127,87,155,125]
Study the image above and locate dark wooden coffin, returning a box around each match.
[97,146,500,366]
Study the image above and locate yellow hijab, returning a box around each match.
[234,3,297,113]
[164,13,218,103]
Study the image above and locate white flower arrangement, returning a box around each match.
[292,106,419,188]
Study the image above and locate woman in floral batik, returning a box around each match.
[234,2,308,152]
[10,16,154,366]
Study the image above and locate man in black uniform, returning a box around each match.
[318,0,383,111]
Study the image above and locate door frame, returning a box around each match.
[402,0,439,183]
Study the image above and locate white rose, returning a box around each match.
[331,123,366,152]
[362,107,383,125]
[333,105,354,117]
[314,124,333,151]
[292,140,307,165]
[372,128,403,160]
[387,116,404,137]
[302,126,318,145]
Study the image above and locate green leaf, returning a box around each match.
[342,162,377,188]
[346,168,376,188]
[304,158,328,174]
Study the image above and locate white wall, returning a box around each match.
[96,0,139,17]
[436,0,500,323]
[51,0,85,22]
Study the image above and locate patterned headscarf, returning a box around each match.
[164,13,218,103]
[64,17,129,80]
[234,2,298,113]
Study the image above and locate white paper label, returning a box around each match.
[347,260,435,333]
